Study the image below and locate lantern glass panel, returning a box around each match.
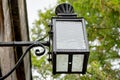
[56,54,68,72]
[55,21,86,50]
[72,55,84,72]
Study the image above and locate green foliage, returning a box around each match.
[31,0,120,80]
[31,9,55,41]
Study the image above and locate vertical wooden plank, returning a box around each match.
[0,0,31,80]
[0,0,17,80]
[18,0,32,80]
[9,0,26,79]
[0,0,4,70]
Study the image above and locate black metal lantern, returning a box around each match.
[0,3,90,80]
[50,3,90,74]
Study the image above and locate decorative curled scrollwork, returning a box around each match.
[0,42,46,80]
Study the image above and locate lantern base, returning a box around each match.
[52,52,89,74]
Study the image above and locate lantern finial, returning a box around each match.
[55,3,75,16]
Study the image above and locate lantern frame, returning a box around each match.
[51,17,90,74]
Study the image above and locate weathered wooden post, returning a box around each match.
[0,0,31,80]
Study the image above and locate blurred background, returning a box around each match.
[26,0,120,80]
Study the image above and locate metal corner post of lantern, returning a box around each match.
[0,3,90,80]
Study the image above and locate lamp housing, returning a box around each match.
[51,16,89,74]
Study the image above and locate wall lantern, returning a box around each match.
[0,3,90,80]
[50,3,90,74]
